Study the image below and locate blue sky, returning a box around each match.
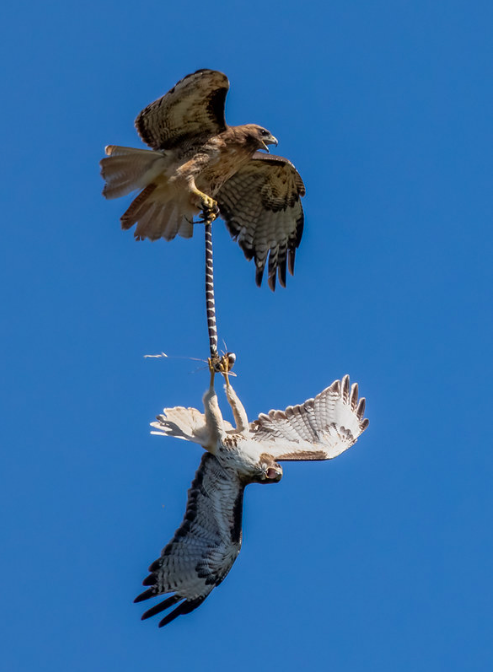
[2,1,492,669]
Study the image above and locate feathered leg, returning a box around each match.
[202,363,225,450]
[224,380,249,433]
[174,159,220,224]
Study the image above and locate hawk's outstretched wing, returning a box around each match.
[135,69,229,151]
[135,453,244,627]
[216,152,305,290]
[249,375,369,460]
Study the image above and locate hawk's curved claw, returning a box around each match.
[197,202,220,225]
[220,352,236,373]
[199,194,217,211]
[208,352,236,375]
[208,353,220,374]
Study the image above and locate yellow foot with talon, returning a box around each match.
[208,352,236,374]
[208,353,221,373]
[197,195,220,224]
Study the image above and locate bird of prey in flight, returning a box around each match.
[100,69,305,290]
[134,360,369,627]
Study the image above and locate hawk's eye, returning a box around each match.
[261,129,270,136]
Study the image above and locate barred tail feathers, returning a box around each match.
[150,407,210,445]
[100,145,168,199]
[100,146,194,241]
[123,195,194,241]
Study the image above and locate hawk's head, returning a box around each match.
[243,124,279,153]
[253,454,283,484]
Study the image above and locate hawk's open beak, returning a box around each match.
[266,465,283,481]
[260,135,278,153]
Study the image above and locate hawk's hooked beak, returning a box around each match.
[257,460,283,484]
[260,134,278,153]
[267,466,282,481]
[265,464,283,482]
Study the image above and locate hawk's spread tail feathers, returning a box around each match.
[151,406,235,446]
[100,145,194,240]
[100,145,166,199]
[150,407,210,446]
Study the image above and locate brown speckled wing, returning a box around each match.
[135,69,230,151]
[216,152,305,290]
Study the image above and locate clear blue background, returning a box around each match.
[2,1,492,669]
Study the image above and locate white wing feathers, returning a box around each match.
[249,375,369,461]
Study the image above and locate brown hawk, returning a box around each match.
[100,69,305,290]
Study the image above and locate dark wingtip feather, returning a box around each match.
[148,558,162,572]
[158,597,206,628]
[255,264,265,288]
[134,588,156,604]
[288,248,296,276]
[158,612,181,628]
[360,418,370,431]
[141,595,180,621]
[278,257,287,288]
[142,574,156,586]
[268,271,277,291]
[242,244,255,261]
